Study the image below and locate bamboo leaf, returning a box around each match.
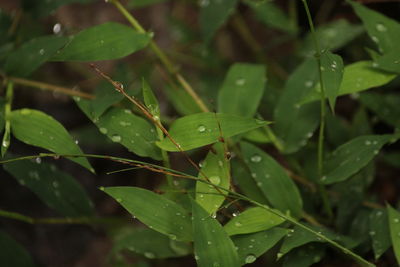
[240,142,303,218]
[157,113,268,151]
[4,159,94,216]
[218,63,266,118]
[10,109,93,171]
[142,79,160,118]
[321,135,394,184]
[369,209,391,260]
[320,51,344,111]
[224,207,285,236]
[191,199,240,267]
[195,143,230,214]
[282,244,326,267]
[103,187,193,242]
[375,49,400,73]
[51,22,150,61]
[387,204,400,265]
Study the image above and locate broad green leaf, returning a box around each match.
[52,22,150,61]
[195,143,230,214]
[157,113,268,151]
[4,159,94,216]
[3,35,68,77]
[244,0,296,34]
[375,49,400,73]
[360,93,400,128]
[191,199,240,267]
[232,228,288,265]
[300,61,396,104]
[224,207,285,236]
[321,135,394,184]
[349,0,400,54]
[103,187,192,241]
[218,63,266,117]
[369,209,391,260]
[301,19,364,56]
[241,142,303,218]
[0,231,35,267]
[199,0,238,42]
[320,51,344,111]
[387,205,400,265]
[112,228,190,259]
[94,107,162,160]
[274,58,320,154]
[21,0,94,17]
[282,244,326,267]
[164,84,203,115]
[142,79,160,118]
[10,109,93,171]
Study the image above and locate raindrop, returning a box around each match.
[232,212,239,217]
[111,134,121,142]
[250,154,262,163]
[144,252,155,259]
[74,139,79,145]
[393,218,400,223]
[207,241,212,245]
[235,78,246,86]
[119,121,131,127]
[257,181,263,187]
[369,231,376,236]
[197,125,206,133]
[304,80,313,87]
[35,157,42,164]
[251,173,257,178]
[2,140,9,147]
[371,36,379,43]
[99,127,108,134]
[199,161,206,168]
[53,23,61,34]
[235,222,242,227]
[365,140,372,145]
[194,255,200,261]
[277,252,283,259]
[52,181,59,188]
[209,176,221,185]
[39,49,45,55]
[320,176,327,181]
[169,234,177,240]
[376,23,387,32]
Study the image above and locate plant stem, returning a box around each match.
[1,81,13,156]
[110,0,209,113]
[301,0,333,219]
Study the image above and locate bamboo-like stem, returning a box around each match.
[1,81,13,156]
[109,0,209,113]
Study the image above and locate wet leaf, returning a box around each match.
[369,209,391,260]
[282,244,326,267]
[103,187,193,241]
[191,199,240,267]
[142,79,160,118]
[320,51,344,111]
[387,205,400,265]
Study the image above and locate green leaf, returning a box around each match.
[22,0,94,17]
[157,113,268,151]
[142,79,160,118]
[243,128,271,144]
[191,199,240,267]
[10,109,93,171]
[94,107,162,160]
[360,93,400,128]
[4,159,94,216]
[369,209,391,260]
[301,19,364,56]
[0,231,35,267]
[112,228,190,259]
[300,61,396,104]
[244,0,296,34]
[349,0,400,54]
[103,187,193,241]
[282,244,326,267]
[224,207,285,236]
[321,135,394,184]
[387,205,400,265]
[218,63,266,117]
[52,22,150,61]
[375,49,400,73]
[232,228,288,265]
[164,84,203,115]
[320,51,344,111]
[240,142,303,218]
[0,97,5,133]
[3,35,68,77]
[199,0,238,42]
[195,143,230,214]
[274,58,320,154]
[127,0,166,8]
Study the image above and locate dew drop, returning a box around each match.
[119,121,131,127]
[99,127,108,134]
[257,181,263,187]
[304,80,313,88]
[53,23,61,34]
[2,140,9,148]
[169,234,177,240]
[39,49,45,55]
[393,218,400,223]
[376,23,387,32]
[111,134,121,142]
[207,241,212,245]
[250,154,262,163]
[235,78,246,86]
[52,181,59,188]
[235,222,242,227]
[197,125,206,133]
[209,176,221,185]
[371,36,379,43]
[232,212,239,217]
[144,252,155,259]
[35,157,42,164]
[365,140,372,145]
[320,175,327,181]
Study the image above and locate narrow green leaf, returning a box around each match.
[224,207,285,236]
[375,49,400,73]
[244,0,296,33]
[349,0,400,54]
[300,61,396,104]
[369,209,391,260]
[387,205,400,265]
[321,135,394,184]
[360,93,400,128]
[10,109,93,171]
[93,107,162,160]
[103,187,193,241]
[0,231,35,267]
[3,35,68,77]
[232,228,288,265]
[157,113,268,151]
[282,244,326,267]
[52,22,150,61]
[218,63,266,117]
[274,58,320,154]
[301,19,364,56]
[164,84,203,115]
[241,142,303,218]
[195,143,230,214]
[142,79,160,118]
[4,159,94,216]
[320,51,344,111]
[191,199,240,267]
[199,0,238,42]
[1,82,12,157]
[243,128,271,144]
[112,228,190,259]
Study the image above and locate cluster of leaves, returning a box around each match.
[0,0,400,266]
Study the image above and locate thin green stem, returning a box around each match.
[156,125,173,187]
[110,0,209,113]
[301,0,332,219]
[1,81,13,156]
